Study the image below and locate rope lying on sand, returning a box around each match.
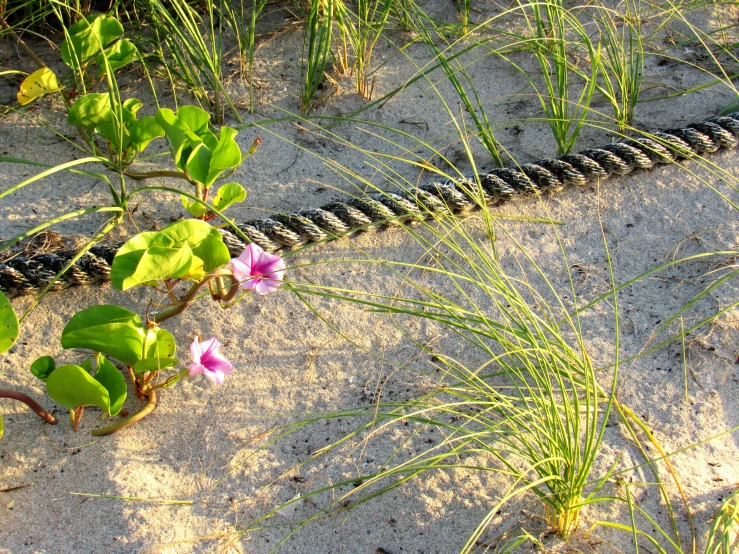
[2,112,739,298]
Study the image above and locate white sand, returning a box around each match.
[1,4,738,553]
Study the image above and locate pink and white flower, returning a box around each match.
[230,243,286,295]
[188,336,233,385]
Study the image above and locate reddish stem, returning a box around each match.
[0,389,57,424]
[70,406,84,432]
[91,390,157,436]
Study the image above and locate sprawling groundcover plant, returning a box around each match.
[0,221,285,437]
[0,13,276,437]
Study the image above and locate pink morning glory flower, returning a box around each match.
[188,336,233,385]
[230,243,286,295]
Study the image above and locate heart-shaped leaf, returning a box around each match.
[129,116,164,153]
[185,127,241,188]
[144,327,176,360]
[46,364,111,412]
[95,119,129,151]
[211,182,246,213]
[207,127,241,184]
[111,231,195,291]
[181,195,207,218]
[93,356,126,416]
[121,98,143,120]
[61,305,146,366]
[30,356,56,381]
[155,108,203,171]
[176,106,212,142]
[133,357,179,373]
[17,68,60,106]
[68,93,113,129]
[61,14,124,69]
[71,96,143,150]
[0,290,18,354]
[111,221,229,291]
[134,328,178,373]
[184,142,213,187]
[157,220,231,273]
[94,38,138,75]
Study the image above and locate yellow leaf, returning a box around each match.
[17,68,60,106]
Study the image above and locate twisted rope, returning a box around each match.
[2,113,739,298]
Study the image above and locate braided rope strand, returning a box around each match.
[2,113,738,298]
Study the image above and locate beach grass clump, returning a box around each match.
[348,0,394,99]
[224,173,627,548]
[138,0,241,123]
[519,0,600,156]
[705,487,739,554]
[589,0,644,132]
[301,0,338,113]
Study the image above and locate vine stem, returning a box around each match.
[151,268,236,324]
[0,389,57,424]
[124,169,188,181]
[91,390,157,436]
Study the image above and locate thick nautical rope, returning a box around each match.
[2,113,739,298]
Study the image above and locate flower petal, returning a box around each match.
[231,258,257,290]
[189,336,234,384]
[253,278,277,295]
[231,244,285,293]
[202,353,233,374]
[200,337,221,357]
[190,336,203,362]
[237,243,258,268]
[262,257,287,275]
[205,368,226,385]
[188,361,205,377]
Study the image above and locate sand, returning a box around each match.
[0,3,738,553]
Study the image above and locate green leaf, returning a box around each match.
[81,358,93,373]
[30,356,56,381]
[121,98,143,120]
[143,327,177,360]
[0,290,19,354]
[184,142,212,187]
[185,127,241,188]
[68,93,112,129]
[155,106,220,176]
[46,364,110,412]
[133,357,179,373]
[157,220,230,273]
[94,38,138,76]
[133,328,178,373]
[61,14,124,69]
[111,231,195,291]
[211,182,246,213]
[129,116,164,153]
[155,108,203,171]
[206,127,241,186]
[61,305,146,366]
[181,195,207,218]
[94,356,126,416]
[111,221,229,290]
[176,106,211,141]
[95,119,128,151]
